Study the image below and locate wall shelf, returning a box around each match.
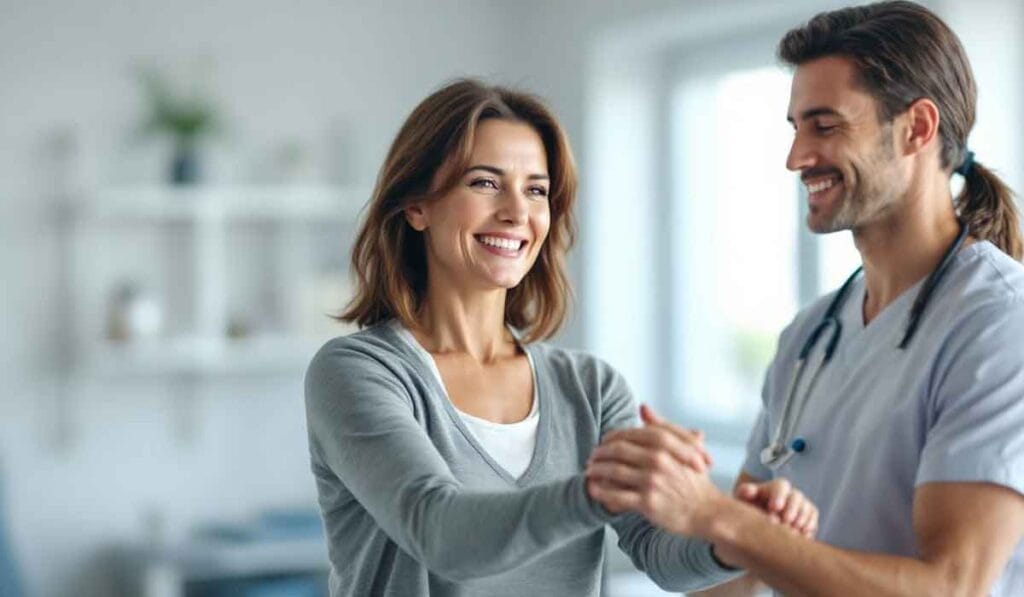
[64,184,363,379]
[55,184,364,448]
[74,334,326,379]
[71,184,368,223]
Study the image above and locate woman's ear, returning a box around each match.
[404,203,428,231]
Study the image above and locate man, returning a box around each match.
[585,2,1024,594]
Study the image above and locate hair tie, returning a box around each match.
[955,150,975,177]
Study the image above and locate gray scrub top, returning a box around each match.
[743,241,1024,595]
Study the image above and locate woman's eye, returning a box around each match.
[527,186,549,198]
[468,177,497,189]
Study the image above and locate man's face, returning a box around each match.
[786,56,907,233]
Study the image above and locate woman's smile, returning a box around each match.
[475,233,528,257]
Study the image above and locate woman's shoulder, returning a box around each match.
[304,323,428,413]
[526,342,627,391]
[306,323,419,385]
[527,342,637,428]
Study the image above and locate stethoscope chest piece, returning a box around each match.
[759,437,808,469]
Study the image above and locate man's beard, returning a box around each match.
[815,130,900,234]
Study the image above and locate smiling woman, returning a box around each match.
[302,79,772,597]
[403,119,553,316]
[341,81,576,344]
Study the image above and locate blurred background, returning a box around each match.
[1,0,1020,595]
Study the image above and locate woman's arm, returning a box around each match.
[591,363,741,591]
[593,368,815,592]
[305,342,610,582]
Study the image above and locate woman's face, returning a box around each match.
[406,119,551,293]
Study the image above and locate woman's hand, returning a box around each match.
[592,405,713,474]
[735,478,818,538]
[586,405,726,536]
[587,405,818,539]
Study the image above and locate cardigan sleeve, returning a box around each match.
[304,338,612,582]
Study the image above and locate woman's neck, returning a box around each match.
[411,283,515,363]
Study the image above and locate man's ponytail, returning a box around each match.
[777,3,1023,261]
[955,157,1023,261]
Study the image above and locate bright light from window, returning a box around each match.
[818,231,862,291]
[671,66,797,429]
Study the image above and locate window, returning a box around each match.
[670,66,797,443]
[665,58,865,472]
[583,24,867,480]
[819,231,862,290]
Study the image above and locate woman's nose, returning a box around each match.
[498,189,529,223]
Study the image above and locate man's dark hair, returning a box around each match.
[779,1,1021,259]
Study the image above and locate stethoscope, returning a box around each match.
[760,220,970,470]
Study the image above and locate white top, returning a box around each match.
[743,241,1024,595]
[391,321,540,479]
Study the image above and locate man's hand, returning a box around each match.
[586,428,726,536]
[735,478,818,538]
[587,405,818,538]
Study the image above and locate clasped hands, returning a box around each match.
[586,405,817,547]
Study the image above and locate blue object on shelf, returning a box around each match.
[194,508,324,545]
[243,576,323,597]
[257,509,323,540]
[0,472,24,597]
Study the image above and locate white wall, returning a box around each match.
[0,2,509,595]
[943,0,1024,195]
[2,1,1022,595]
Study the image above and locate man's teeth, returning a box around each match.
[807,178,839,193]
[479,236,523,251]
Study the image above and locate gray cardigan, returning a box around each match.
[304,323,737,596]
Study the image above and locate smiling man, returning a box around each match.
[586,2,1024,595]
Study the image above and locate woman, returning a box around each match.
[304,79,816,596]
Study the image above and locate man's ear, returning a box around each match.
[405,203,428,231]
[901,97,940,157]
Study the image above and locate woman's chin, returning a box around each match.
[482,271,529,290]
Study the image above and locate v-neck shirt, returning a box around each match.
[305,321,738,596]
[743,241,1024,595]
[390,320,540,480]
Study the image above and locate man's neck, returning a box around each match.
[854,183,963,325]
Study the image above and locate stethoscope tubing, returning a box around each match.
[761,220,970,470]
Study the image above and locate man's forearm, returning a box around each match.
[695,498,951,597]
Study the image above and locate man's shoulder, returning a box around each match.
[923,242,1024,344]
[949,241,1024,305]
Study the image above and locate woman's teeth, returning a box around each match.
[478,235,523,251]
[807,178,839,193]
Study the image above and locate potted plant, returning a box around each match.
[136,66,221,185]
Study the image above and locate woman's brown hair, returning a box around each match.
[339,79,578,342]
[778,0,1022,259]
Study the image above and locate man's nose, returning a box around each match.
[786,133,816,172]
